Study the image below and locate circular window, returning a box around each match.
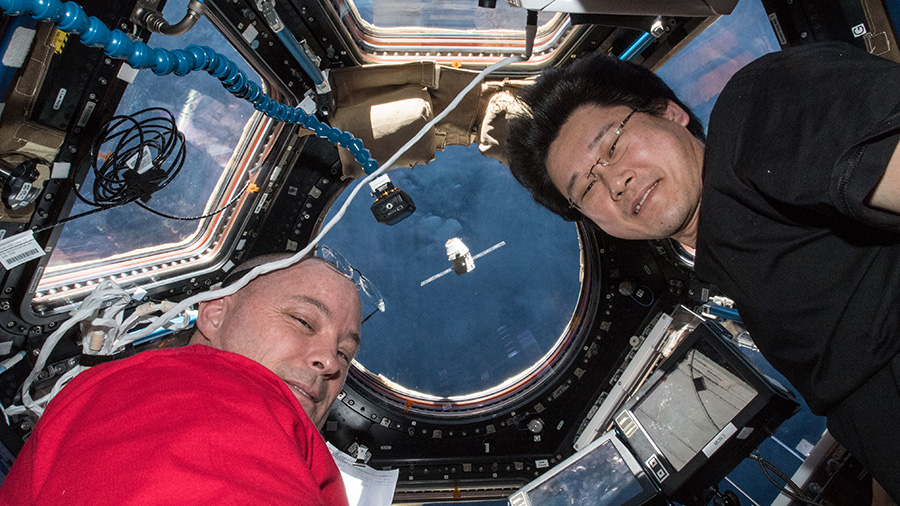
[322,145,582,410]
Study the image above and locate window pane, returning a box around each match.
[348,0,556,31]
[45,1,260,268]
[323,145,582,398]
[656,0,781,126]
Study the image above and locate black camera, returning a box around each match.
[369,174,415,225]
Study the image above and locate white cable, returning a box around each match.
[121,54,525,346]
[48,365,84,403]
[12,54,526,418]
[17,281,131,416]
[0,351,25,373]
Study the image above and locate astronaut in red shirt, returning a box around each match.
[0,253,362,506]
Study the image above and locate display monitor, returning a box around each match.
[508,431,664,506]
[632,340,757,471]
[614,320,798,505]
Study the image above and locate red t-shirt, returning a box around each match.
[0,345,349,506]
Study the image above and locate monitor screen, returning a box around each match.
[510,432,660,506]
[631,340,757,471]
[614,320,798,504]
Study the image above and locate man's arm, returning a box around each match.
[867,141,900,215]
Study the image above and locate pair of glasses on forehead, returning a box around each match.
[220,245,385,324]
[316,245,385,324]
[567,108,637,210]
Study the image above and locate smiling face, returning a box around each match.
[193,259,362,429]
[546,101,704,246]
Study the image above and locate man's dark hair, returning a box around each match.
[507,54,706,221]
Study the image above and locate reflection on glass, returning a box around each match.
[348,0,555,31]
[633,346,756,471]
[323,145,581,398]
[657,0,781,126]
[45,1,260,268]
[526,439,645,506]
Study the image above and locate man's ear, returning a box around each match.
[193,297,228,345]
[663,99,691,127]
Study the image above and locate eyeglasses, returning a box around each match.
[317,245,385,324]
[568,108,637,210]
[220,246,386,324]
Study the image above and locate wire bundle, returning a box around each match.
[78,107,185,210]
[749,452,826,506]
[36,107,247,233]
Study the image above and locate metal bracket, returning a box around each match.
[256,0,284,33]
[130,0,162,28]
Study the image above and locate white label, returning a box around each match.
[51,162,70,179]
[13,182,32,203]
[0,231,44,269]
[768,13,788,46]
[851,23,867,38]
[52,88,67,110]
[117,64,139,84]
[254,193,269,214]
[299,94,316,114]
[796,438,815,458]
[702,422,738,457]
[131,287,148,301]
[126,145,154,174]
[2,27,36,68]
[27,266,43,294]
[242,23,259,43]
[76,100,96,128]
[534,459,549,469]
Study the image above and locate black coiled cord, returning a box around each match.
[79,107,185,209]
[36,107,247,233]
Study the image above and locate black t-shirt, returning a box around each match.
[695,42,900,415]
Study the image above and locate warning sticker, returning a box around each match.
[0,231,44,270]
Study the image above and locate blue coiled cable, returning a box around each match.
[0,0,379,173]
